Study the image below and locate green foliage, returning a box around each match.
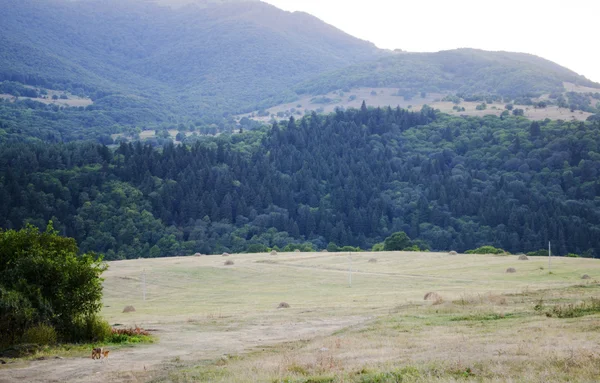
[283,243,314,252]
[21,323,57,346]
[246,244,269,253]
[21,323,58,346]
[465,246,506,255]
[326,242,339,252]
[527,249,548,257]
[546,299,600,318]
[355,367,421,383]
[450,313,514,321]
[565,253,580,258]
[67,315,112,343]
[0,223,107,345]
[107,326,153,344]
[371,243,384,252]
[0,287,36,346]
[106,333,153,344]
[383,232,412,251]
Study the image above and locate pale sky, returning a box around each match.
[262,0,600,83]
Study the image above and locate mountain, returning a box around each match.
[297,49,600,98]
[0,0,381,115]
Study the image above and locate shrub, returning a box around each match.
[0,223,107,345]
[466,246,506,254]
[0,287,35,347]
[108,326,152,344]
[566,253,580,258]
[371,242,384,252]
[67,315,112,343]
[21,324,57,346]
[527,249,548,256]
[246,244,268,253]
[326,242,339,252]
[546,299,600,318]
[383,231,411,251]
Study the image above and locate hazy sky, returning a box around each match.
[262,0,600,83]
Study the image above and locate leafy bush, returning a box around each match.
[527,249,548,256]
[0,223,107,345]
[21,324,57,346]
[326,242,339,252]
[371,243,384,252]
[466,246,506,254]
[383,232,411,251]
[67,315,112,343]
[107,328,152,344]
[566,253,580,258]
[0,287,36,347]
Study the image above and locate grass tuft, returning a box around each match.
[545,298,600,318]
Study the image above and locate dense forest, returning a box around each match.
[1,105,599,259]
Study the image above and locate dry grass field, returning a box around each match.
[241,82,596,123]
[0,92,93,108]
[1,251,599,382]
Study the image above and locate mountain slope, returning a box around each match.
[0,0,381,114]
[297,49,600,98]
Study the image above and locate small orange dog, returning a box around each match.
[91,347,110,360]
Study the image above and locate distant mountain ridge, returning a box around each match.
[297,48,600,98]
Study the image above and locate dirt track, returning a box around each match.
[0,316,369,383]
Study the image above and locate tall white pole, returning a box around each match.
[548,241,552,272]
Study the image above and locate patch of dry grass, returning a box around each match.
[151,284,600,382]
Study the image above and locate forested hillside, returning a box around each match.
[0,0,379,116]
[2,105,599,259]
[297,49,600,99]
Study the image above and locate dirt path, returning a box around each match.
[0,316,370,383]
